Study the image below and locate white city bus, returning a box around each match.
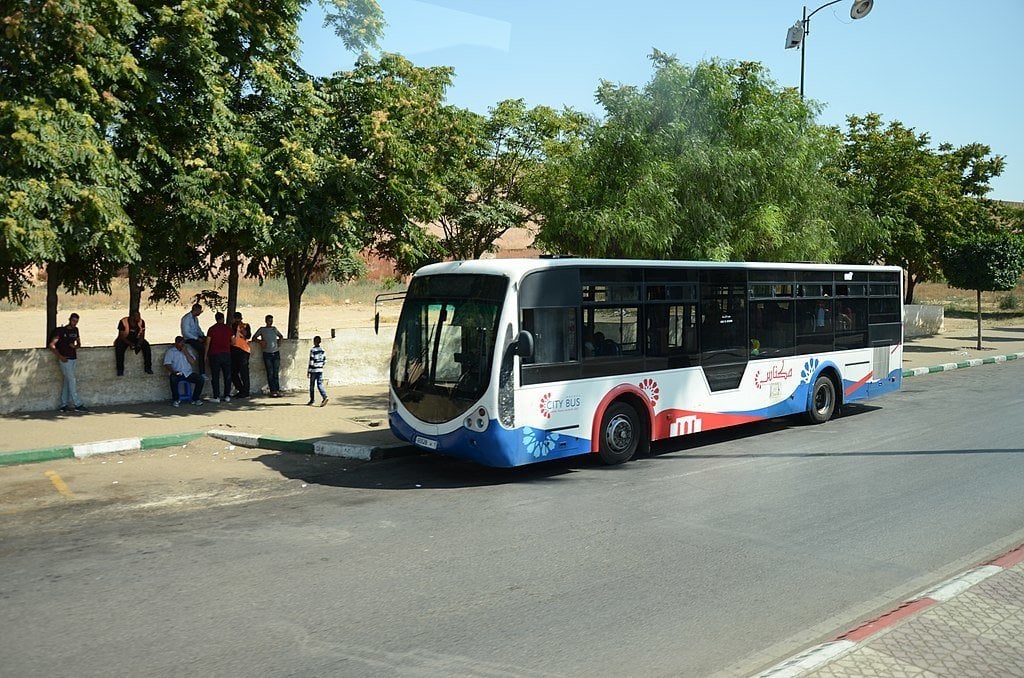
[387,258,903,467]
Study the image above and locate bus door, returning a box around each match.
[700,270,748,391]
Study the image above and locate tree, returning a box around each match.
[941,232,1024,350]
[531,54,869,263]
[1,0,142,341]
[435,99,585,260]
[839,114,1006,303]
[248,53,467,337]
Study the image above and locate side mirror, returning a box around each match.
[514,330,534,359]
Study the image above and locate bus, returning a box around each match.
[386,258,903,468]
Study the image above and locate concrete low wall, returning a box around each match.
[0,326,394,415]
[905,305,945,338]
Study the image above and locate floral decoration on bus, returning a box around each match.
[800,358,820,384]
[523,427,560,458]
[639,378,660,405]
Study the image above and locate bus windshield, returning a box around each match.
[391,274,507,424]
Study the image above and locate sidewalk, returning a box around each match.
[758,545,1024,677]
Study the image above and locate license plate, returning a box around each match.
[414,436,438,450]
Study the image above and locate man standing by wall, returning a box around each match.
[180,303,206,375]
[49,312,88,412]
[253,314,284,397]
[204,311,233,403]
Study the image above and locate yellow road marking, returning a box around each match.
[45,470,74,498]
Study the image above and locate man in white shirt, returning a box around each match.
[180,303,206,375]
[163,336,206,407]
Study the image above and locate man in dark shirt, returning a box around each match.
[48,313,87,412]
[204,311,234,403]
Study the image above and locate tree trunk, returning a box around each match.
[45,261,61,347]
[285,257,304,340]
[128,264,142,315]
[226,251,239,320]
[904,274,917,306]
[976,288,983,351]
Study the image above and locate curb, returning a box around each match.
[207,429,417,462]
[0,432,204,467]
[902,351,1023,377]
[754,543,1024,677]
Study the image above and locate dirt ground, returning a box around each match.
[0,303,397,350]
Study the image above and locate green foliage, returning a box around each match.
[839,113,1006,303]
[531,55,866,263]
[326,246,368,283]
[1,0,142,304]
[436,99,587,260]
[941,232,1024,293]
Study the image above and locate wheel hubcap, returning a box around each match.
[815,386,832,413]
[606,414,634,453]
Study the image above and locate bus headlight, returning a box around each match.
[465,406,489,432]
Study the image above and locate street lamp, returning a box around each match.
[785,0,874,98]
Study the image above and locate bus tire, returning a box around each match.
[599,402,641,465]
[807,375,836,424]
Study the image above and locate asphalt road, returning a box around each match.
[2,363,1024,678]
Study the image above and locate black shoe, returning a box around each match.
[144,368,153,374]
[75,405,89,412]
[306,399,314,406]
[59,405,70,412]
[117,371,124,377]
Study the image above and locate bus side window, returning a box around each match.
[520,308,578,365]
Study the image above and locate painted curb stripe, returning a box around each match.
[991,544,1024,568]
[915,565,1003,602]
[315,440,372,461]
[903,352,1024,378]
[207,430,261,447]
[141,432,204,449]
[755,640,856,678]
[73,438,141,458]
[839,597,936,642]
[255,436,315,454]
[0,447,74,466]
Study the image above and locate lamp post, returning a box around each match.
[785,0,874,98]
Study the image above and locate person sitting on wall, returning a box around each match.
[114,310,153,376]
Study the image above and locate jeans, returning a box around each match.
[263,351,281,393]
[208,352,231,399]
[115,338,152,374]
[230,348,250,397]
[309,373,326,400]
[59,359,82,408]
[168,372,205,402]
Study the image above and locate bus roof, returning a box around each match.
[413,258,903,281]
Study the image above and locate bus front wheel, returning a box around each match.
[599,402,641,465]
[807,375,836,424]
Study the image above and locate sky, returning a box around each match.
[297,0,1023,201]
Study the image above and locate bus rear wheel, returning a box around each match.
[599,402,641,465]
[807,375,837,424]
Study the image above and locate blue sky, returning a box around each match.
[298,0,1023,201]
